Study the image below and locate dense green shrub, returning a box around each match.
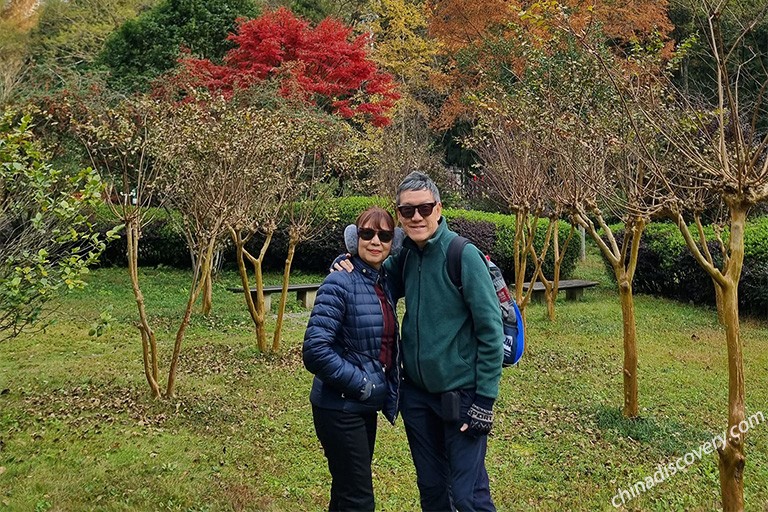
[278,200,580,280]
[92,197,581,282]
[609,219,768,317]
[283,202,581,282]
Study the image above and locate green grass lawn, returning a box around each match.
[1,249,767,511]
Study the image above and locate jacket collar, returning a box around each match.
[351,255,384,282]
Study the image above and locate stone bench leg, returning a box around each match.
[297,289,318,309]
[249,290,272,311]
[565,288,584,301]
[531,289,545,303]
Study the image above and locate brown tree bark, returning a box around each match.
[579,214,645,418]
[676,204,748,511]
[717,279,746,512]
[536,220,574,321]
[513,211,546,321]
[714,285,725,326]
[126,219,161,398]
[166,232,218,397]
[719,208,747,512]
[272,238,298,352]
[231,227,273,352]
[617,273,638,418]
[201,269,213,316]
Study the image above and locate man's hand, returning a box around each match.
[330,254,354,273]
[460,399,494,437]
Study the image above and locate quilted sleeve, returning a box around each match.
[302,273,367,397]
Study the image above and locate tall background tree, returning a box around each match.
[573,0,768,507]
[174,7,399,128]
[26,0,155,89]
[364,0,444,196]
[425,0,675,171]
[99,0,259,92]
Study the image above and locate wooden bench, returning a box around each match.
[228,283,322,311]
[522,279,598,302]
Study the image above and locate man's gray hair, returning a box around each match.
[396,171,441,204]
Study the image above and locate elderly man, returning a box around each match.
[339,171,504,511]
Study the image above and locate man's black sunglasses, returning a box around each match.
[396,202,437,219]
[358,228,394,243]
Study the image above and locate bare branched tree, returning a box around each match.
[368,97,445,198]
[150,94,280,396]
[270,117,352,352]
[553,127,667,418]
[72,94,164,397]
[571,1,768,506]
[469,114,554,330]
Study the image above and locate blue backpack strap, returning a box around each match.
[447,236,470,293]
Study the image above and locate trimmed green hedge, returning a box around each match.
[92,197,581,281]
[610,218,768,316]
[92,206,189,267]
[443,209,580,282]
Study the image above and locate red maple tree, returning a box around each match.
[173,8,399,127]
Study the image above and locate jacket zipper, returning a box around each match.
[380,278,401,422]
[414,251,424,386]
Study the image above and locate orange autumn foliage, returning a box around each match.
[426,0,675,128]
[0,0,39,30]
[426,0,521,52]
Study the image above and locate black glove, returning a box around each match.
[463,395,494,437]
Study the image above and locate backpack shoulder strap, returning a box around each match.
[447,236,470,293]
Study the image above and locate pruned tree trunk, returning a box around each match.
[512,210,530,303]
[536,220,575,322]
[231,227,274,352]
[675,203,748,511]
[513,211,546,316]
[718,279,746,512]
[126,218,161,398]
[273,238,298,352]
[166,231,219,397]
[578,213,645,418]
[617,274,639,418]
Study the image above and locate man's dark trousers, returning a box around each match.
[400,380,495,512]
[312,405,377,512]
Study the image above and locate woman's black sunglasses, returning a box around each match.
[358,228,394,243]
[396,202,437,219]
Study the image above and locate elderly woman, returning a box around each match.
[302,206,401,512]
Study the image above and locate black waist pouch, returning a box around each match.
[440,390,461,422]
